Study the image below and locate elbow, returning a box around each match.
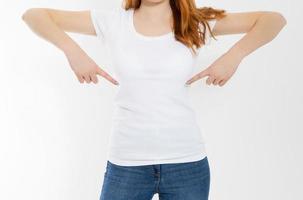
[22,8,34,21]
[22,8,44,21]
[277,12,287,26]
[270,11,287,27]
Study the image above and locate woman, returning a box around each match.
[22,0,287,199]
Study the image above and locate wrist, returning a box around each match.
[61,39,82,56]
[226,45,247,61]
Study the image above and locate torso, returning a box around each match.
[98,7,210,166]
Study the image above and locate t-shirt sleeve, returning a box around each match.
[90,8,121,43]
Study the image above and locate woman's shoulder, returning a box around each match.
[91,6,130,22]
[90,6,130,32]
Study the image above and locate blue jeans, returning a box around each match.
[99,156,210,200]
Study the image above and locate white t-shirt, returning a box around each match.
[90,7,217,166]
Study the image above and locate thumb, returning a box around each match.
[186,68,209,85]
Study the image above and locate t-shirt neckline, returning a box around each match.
[129,8,174,41]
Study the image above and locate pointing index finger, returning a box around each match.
[186,69,209,85]
[96,67,119,85]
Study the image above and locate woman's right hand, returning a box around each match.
[22,8,119,85]
[64,47,119,85]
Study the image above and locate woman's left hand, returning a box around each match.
[185,50,244,87]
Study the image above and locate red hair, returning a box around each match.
[122,0,227,55]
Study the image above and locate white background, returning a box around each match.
[1,0,302,200]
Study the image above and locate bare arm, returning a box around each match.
[22,8,118,85]
[186,11,287,87]
[213,11,287,59]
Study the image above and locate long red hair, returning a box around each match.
[122,0,226,55]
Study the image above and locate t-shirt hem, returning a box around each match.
[107,150,207,166]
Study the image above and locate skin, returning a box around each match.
[21,0,287,87]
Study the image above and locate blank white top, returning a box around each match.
[90,7,217,166]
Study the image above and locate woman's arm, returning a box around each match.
[186,11,286,86]
[213,11,287,59]
[22,8,119,85]
[186,11,287,86]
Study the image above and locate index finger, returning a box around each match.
[96,67,119,85]
[186,69,209,85]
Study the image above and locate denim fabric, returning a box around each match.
[99,156,210,200]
